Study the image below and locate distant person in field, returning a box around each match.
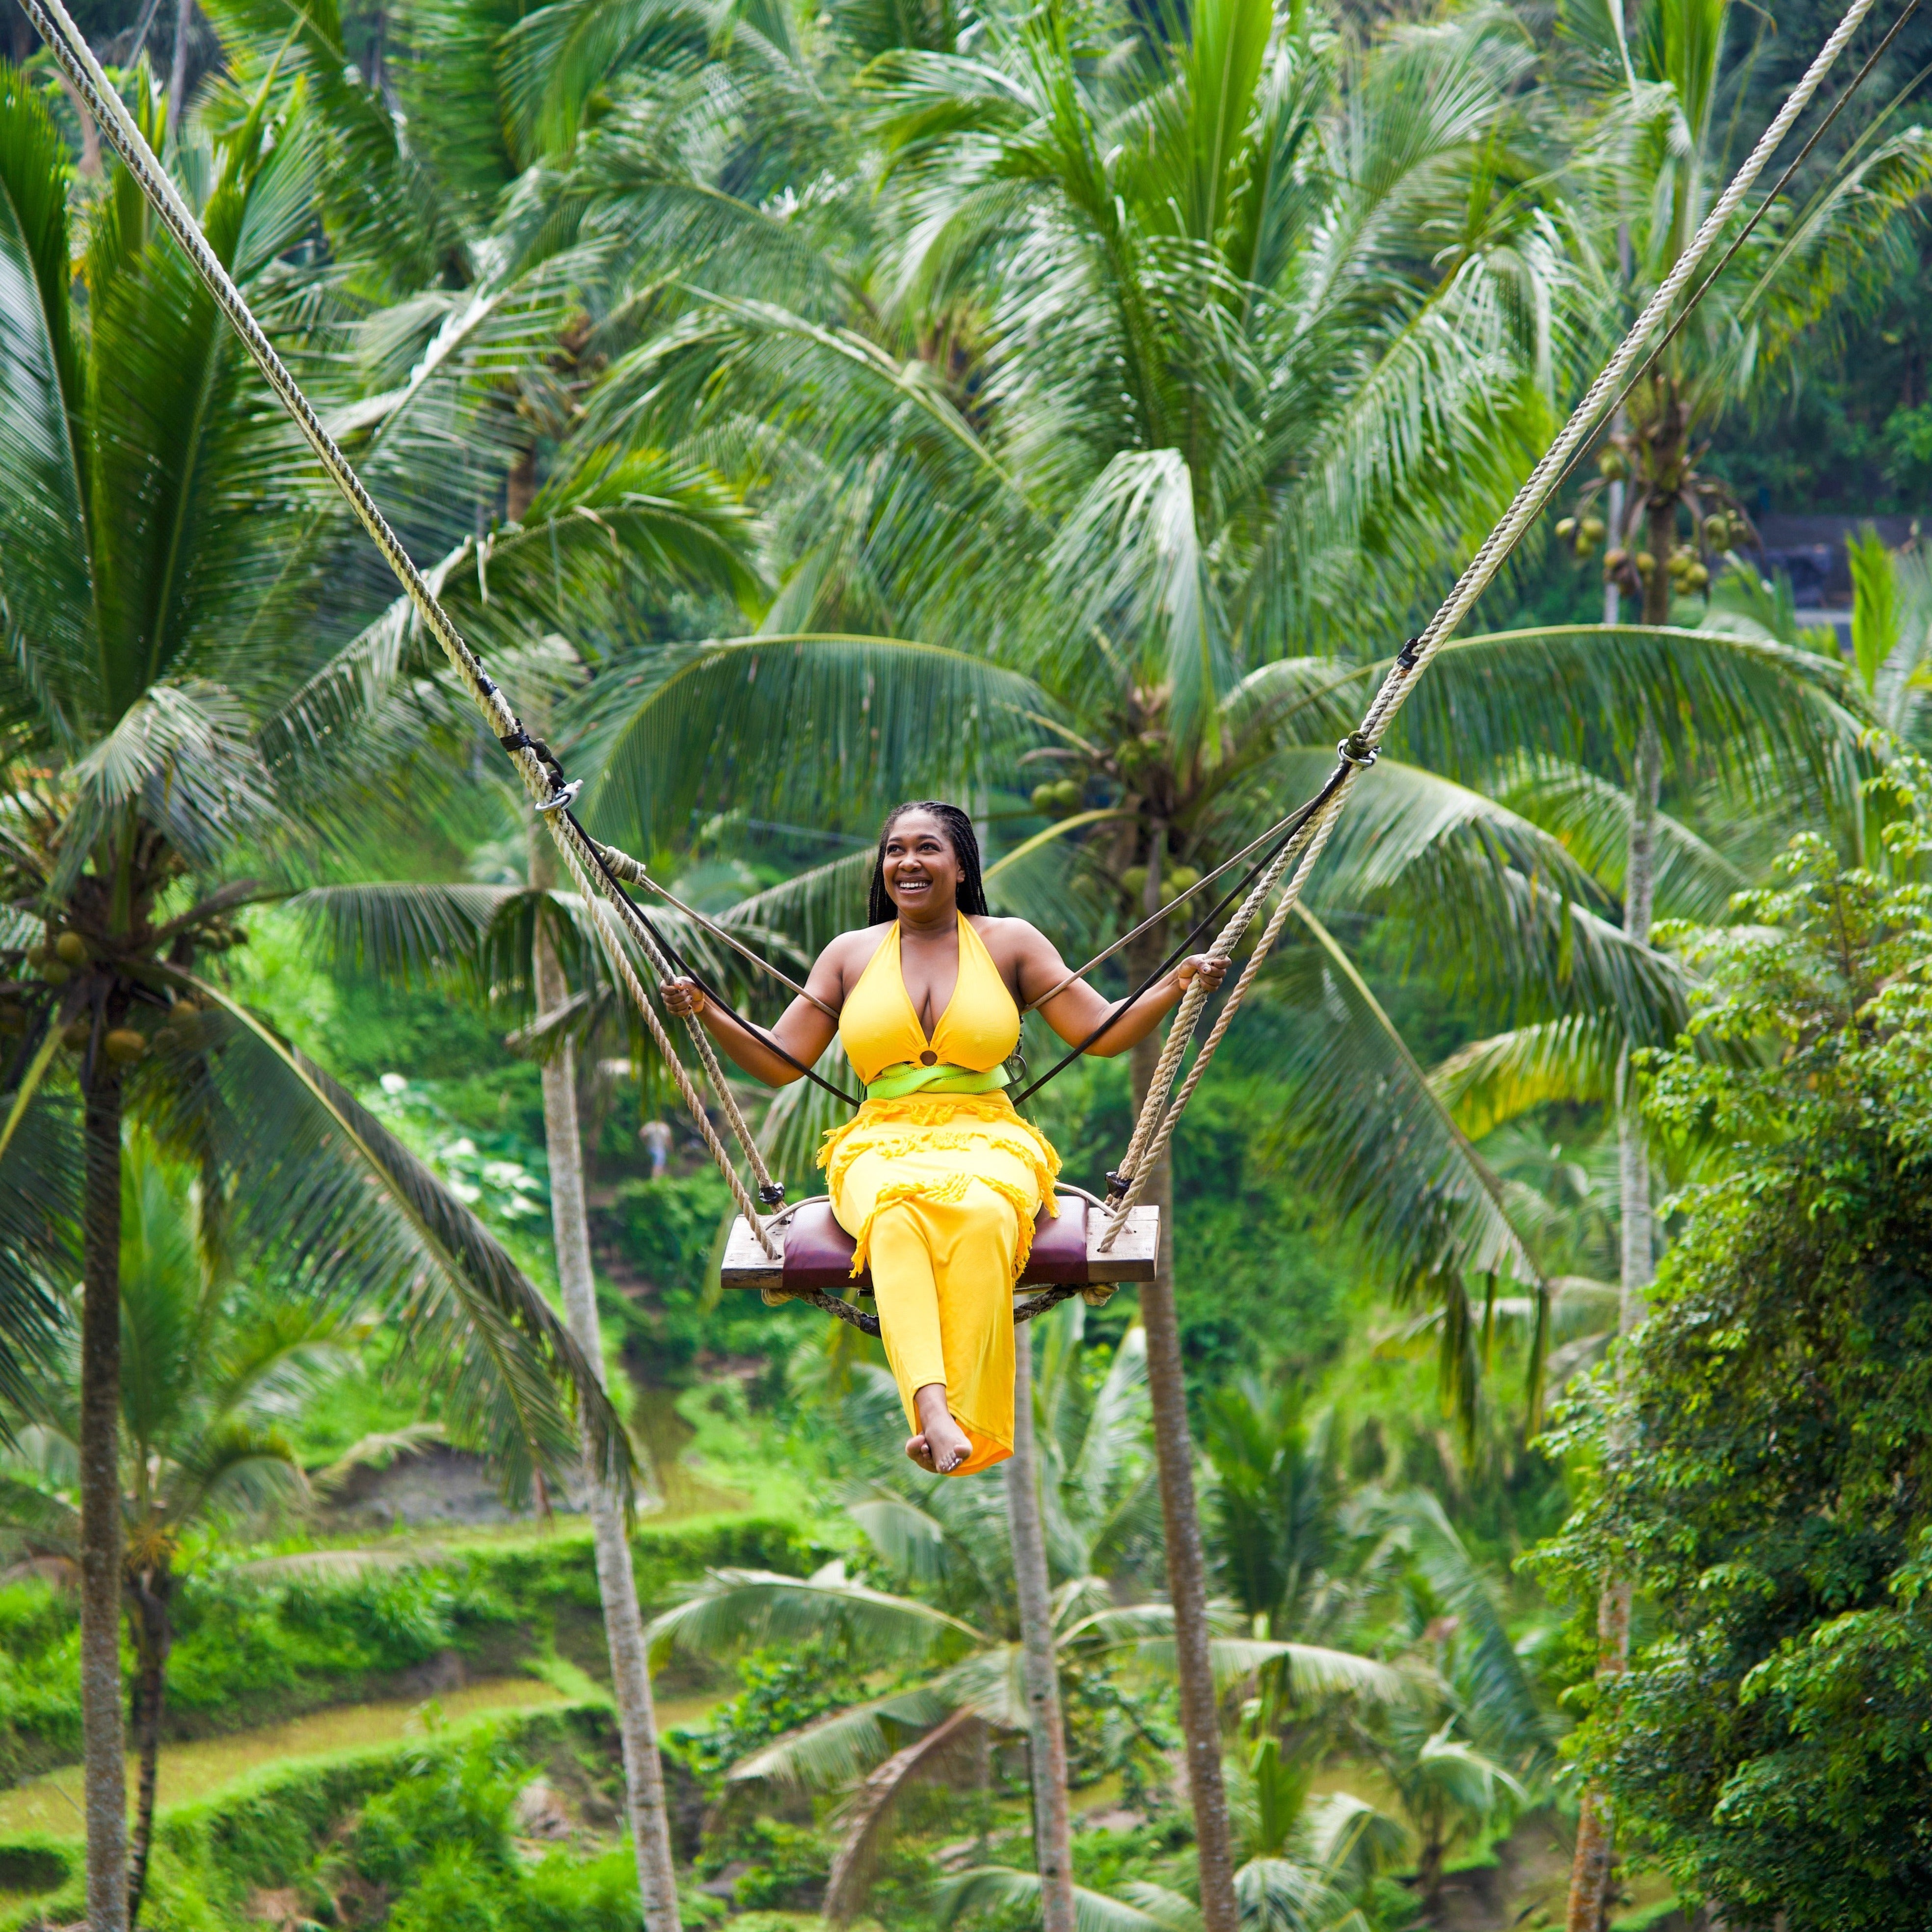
[639,1118,672,1179]
[662,802,1223,1475]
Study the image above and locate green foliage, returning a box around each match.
[349,1734,524,1889]
[701,1816,830,1912]
[668,1647,867,1793]
[1532,789,1932,1922]
[0,1515,815,1779]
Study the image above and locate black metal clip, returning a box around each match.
[1337,731,1379,769]
[758,1181,786,1208]
[1104,1169,1132,1202]
[498,726,566,789]
[1395,636,1422,671]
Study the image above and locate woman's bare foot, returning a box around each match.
[909,1385,972,1475]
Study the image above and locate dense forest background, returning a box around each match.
[4,0,1932,1924]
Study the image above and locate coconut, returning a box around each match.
[60,1019,92,1052]
[54,933,87,966]
[42,962,71,989]
[104,1028,147,1065]
[24,942,47,970]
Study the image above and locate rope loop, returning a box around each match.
[1337,732,1379,769]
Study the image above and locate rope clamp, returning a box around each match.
[498,727,567,788]
[535,779,584,814]
[1337,732,1379,769]
[1104,1169,1132,1202]
[1395,637,1422,671]
[758,1182,786,1208]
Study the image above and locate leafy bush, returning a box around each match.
[719,1817,830,1911]
[600,1173,788,1372]
[1534,808,1932,1925]
[112,1708,623,1932]
[349,1736,524,1889]
[668,1647,866,1794]
[0,1583,82,1783]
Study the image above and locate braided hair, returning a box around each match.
[867,802,989,924]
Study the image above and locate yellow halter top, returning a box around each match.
[840,918,1020,1099]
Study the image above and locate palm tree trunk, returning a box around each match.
[165,0,194,134]
[80,1059,128,1932]
[1003,1322,1075,1932]
[127,1573,171,1925]
[1126,936,1238,1932]
[1566,716,1661,1932]
[530,870,682,1932]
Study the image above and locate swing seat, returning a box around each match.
[720,1190,1159,1296]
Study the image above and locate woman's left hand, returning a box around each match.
[1176,953,1228,992]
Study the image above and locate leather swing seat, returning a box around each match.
[721,1186,1158,1295]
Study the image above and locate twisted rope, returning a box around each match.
[18,0,783,1255]
[1098,0,1886,1249]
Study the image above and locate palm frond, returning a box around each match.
[724,1679,962,1789]
[935,1867,1188,1932]
[136,977,630,1502]
[573,635,1045,848]
[649,1563,986,1664]
[825,1707,985,1921]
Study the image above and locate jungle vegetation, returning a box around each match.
[3,0,1932,1925]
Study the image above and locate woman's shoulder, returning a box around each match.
[827,921,896,959]
[967,913,1046,952]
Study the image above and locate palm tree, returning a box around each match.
[652,1314,1402,1922]
[561,6,1577,1912]
[1554,0,1932,627]
[0,68,756,1928]
[0,1135,351,1923]
[289,813,769,1932]
[1539,55,1932,1908]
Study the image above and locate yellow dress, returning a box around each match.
[819,918,1060,1475]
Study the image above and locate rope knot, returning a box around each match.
[1337,732,1379,769]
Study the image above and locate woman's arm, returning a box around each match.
[1005,923,1227,1057]
[660,939,849,1087]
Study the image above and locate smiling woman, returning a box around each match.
[661,803,1223,1475]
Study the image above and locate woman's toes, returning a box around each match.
[905,1434,939,1472]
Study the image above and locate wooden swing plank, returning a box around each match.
[720,1198,1159,1295]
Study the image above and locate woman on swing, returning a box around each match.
[662,803,1225,1477]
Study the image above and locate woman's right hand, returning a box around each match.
[661,976,708,1018]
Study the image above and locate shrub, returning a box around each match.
[1533,808,1932,1925]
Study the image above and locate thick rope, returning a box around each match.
[549,833,781,1246]
[595,841,839,1018]
[31,0,1889,1277]
[1097,0,1886,1249]
[18,0,783,1255]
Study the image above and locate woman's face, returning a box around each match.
[881,810,961,917]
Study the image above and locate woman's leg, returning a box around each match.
[872,1187,1020,1476]
[868,1206,973,1472]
